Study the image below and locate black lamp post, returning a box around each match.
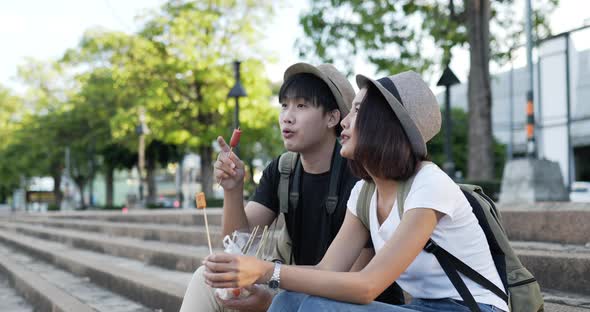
[227,60,247,156]
[437,66,460,179]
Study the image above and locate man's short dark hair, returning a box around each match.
[349,85,427,181]
[279,73,342,136]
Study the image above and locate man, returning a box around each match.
[179,63,402,312]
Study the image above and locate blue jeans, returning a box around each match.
[268,291,503,312]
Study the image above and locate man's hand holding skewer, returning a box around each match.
[214,136,245,190]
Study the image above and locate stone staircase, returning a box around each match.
[0,209,223,312]
[500,203,590,310]
[0,204,588,311]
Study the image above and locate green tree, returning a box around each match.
[428,108,506,180]
[67,67,137,208]
[65,0,280,198]
[9,59,74,207]
[298,0,557,181]
[2,0,283,209]
[0,86,25,202]
[135,0,277,197]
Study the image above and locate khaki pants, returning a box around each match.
[179,266,238,312]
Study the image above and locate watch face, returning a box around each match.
[268,280,279,289]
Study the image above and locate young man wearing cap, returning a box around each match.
[179,63,403,312]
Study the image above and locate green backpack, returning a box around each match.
[356,166,544,312]
[272,143,344,265]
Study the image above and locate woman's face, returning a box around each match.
[340,88,367,159]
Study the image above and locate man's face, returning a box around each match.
[279,97,338,153]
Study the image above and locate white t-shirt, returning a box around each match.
[347,163,508,311]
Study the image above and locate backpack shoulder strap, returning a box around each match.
[360,161,422,230]
[325,142,343,215]
[278,152,298,214]
[396,175,416,219]
[397,161,431,219]
[357,181,375,230]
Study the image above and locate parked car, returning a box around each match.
[570,181,590,203]
[156,194,181,208]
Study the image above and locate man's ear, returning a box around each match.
[327,109,341,128]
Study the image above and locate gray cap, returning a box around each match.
[356,71,441,157]
[284,62,355,116]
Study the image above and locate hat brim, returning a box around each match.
[356,74,427,157]
[284,63,350,116]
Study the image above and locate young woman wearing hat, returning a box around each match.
[202,72,508,312]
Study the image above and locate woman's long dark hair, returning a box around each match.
[348,85,426,181]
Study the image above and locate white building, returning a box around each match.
[444,31,590,186]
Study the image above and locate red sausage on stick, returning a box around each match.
[229,128,242,148]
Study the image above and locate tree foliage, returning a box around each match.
[0,0,283,207]
[428,108,506,180]
[298,0,558,180]
[299,0,558,76]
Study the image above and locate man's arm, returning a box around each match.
[222,193,276,236]
[350,248,375,272]
[215,136,278,236]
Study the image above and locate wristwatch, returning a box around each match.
[268,261,282,289]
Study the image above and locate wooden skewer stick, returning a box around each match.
[244,226,260,255]
[196,192,213,254]
[241,225,257,254]
[263,218,280,260]
[255,225,269,258]
[246,226,260,255]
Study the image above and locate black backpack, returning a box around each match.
[272,143,344,264]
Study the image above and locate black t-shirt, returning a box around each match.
[250,154,358,265]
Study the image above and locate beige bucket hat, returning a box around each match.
[356,71,441,157]
[284,63,355,116]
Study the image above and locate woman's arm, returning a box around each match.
[277,208,442,304]
[204,208,442,304]
[202,210,368,287]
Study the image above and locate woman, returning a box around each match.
[203,71,508,312]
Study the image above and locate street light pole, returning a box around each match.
[525,0,536,158]
[437,66,460,179]
[228,60,247,156]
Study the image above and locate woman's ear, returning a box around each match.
[328,109,341,128]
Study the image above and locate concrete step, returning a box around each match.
[500,207,590,245]
[0,274,34,312]
[0,221,219,272]
[513,241,590,296]
[13,217,224,246]
[0,219,587,311]
[16,208,224,226]
[6,220,588,296]
[0,228,192,312]
[543,289,590,310]
[544,303,590,311]
[0,242,152,312]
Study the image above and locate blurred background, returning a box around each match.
[1,0,589,212]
